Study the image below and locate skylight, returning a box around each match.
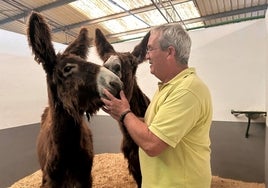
[70,0,203,41]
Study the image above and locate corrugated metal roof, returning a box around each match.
[0,0,267,44]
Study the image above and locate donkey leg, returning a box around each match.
[74,154,93,188]
[40,173,60,188]
[122,136,142,188]
[127,150,142,188]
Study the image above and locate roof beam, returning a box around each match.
[0,0,77,26]
[150,0,170,23]
[106,4,268,40]
[52,2,267,40]
[52,0,189,32]
[108,0,150,27]
[2,0,266,43]
[184,4,268,24]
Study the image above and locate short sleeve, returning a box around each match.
[149,89,200,148]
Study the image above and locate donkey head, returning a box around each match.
[95,29,149,101]
[27,12,122,119]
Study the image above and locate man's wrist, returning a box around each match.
[119,109,132,124]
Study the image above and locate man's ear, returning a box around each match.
[168,46,176,56]
[166,46,177,63]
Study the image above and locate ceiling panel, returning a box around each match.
[0,0,267,44]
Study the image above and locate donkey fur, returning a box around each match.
[27,12,122,188]
[95,29,150,188]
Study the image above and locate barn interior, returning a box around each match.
[0,0,268,187]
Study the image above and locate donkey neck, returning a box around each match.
[46,81,84,146]
[52,104,85,152]
[129,83,150,117]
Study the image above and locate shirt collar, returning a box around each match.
[158,67,196,90]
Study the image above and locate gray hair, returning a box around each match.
[151,23,191,65]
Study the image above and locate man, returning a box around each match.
[102,23,212,188]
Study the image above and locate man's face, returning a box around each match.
[146,32,169,81]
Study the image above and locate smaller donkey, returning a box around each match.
[27,12,122,187]
[95,29,150,188]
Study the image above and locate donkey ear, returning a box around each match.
[95,28,116,61]
[131,31,150,64]
[27,12,56,75]
[63,28,91,59]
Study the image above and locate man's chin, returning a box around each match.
[150,69,154,75]
[149,65,153,73]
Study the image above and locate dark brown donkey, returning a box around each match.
[27,12,122,188]
[95,29,150,188]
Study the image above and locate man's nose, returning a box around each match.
[145,53,150,60]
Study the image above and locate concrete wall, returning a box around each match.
[264,72,267,188]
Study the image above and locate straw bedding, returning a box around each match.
[9,153,265,188]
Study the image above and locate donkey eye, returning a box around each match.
[62,64,79,77]
[114,64,121,72]
[63,66,72,73]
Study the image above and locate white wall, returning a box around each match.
[0,19,267,130]
[0,30,66,129]
[265,9,268,126]
[190,20,267,121]
[264,8,268,187]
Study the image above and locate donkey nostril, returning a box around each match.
[110,81,119,88]
[109,80,122,92]
[109,81,122,99]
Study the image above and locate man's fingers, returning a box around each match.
[120,90,125,98]
[102,107,110,114]
[120,90,129,102]
[101,97,110,105]
[103,88,115,100]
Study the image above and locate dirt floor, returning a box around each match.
[9,153,265,188]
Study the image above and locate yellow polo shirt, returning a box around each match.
[140,67,212,188]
